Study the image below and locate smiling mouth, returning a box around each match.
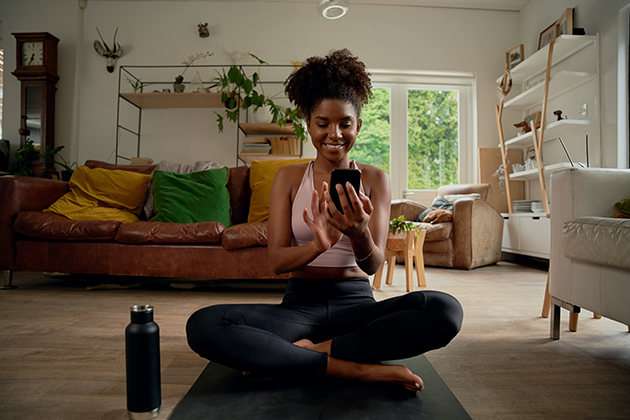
[324,143,344,150]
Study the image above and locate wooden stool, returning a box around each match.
[373,229,427,292]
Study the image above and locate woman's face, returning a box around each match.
[307,99,362,163]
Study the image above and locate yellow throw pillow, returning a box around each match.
[44,165,152,223]
[248,158,311,223]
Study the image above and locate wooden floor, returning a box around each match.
[1,262,629,420]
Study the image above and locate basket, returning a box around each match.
[386,233,407,251]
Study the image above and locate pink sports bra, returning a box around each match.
[291,160,364,268]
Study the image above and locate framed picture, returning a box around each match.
[506,44,524,70]
[538,22,557,50]
[555,8,574,36]
[524,111,542,131]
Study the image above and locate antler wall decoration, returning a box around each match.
[94,27,123,73]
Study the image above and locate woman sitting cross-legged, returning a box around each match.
[186,49,463,392]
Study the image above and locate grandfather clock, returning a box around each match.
[11,32,59,177]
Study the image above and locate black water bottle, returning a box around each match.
[125,305,161,419]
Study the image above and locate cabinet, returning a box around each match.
[501,213,550,258]
[116,65,301,166]
[496,34,600,258]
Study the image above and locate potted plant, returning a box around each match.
[125,76,150,93]
[10,139,41,176]
[212,54,307,142]
[387,215,418,251]
[41,145,77,181]
[174,51,213,93]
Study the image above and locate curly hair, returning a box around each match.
[284,49,372,120]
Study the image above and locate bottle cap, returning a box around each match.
[130,305,154,313]
[130,305,154,323]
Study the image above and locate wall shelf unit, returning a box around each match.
[502,119,594,149]
[115,64,300,166]
[509,162,574,181]
[495,35,597,84]
[503,71,596,110]
[495,34,600,259]
[237,122,302,164]
[119,92,226,109]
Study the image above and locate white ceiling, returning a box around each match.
[91,0,530,12]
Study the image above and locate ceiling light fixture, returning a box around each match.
[317,0,349,20]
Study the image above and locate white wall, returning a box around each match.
[2,0,520,175]
[519,0,630,169]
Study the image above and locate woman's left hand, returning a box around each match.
[324,182,373,239]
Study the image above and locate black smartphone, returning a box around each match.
[329,169,361,214]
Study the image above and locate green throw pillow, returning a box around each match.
[151,168,232,226]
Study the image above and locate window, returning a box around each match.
[351,71,475,200]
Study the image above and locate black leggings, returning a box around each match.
[186,278,463,376]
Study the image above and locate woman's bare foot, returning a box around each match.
[293,338,332,354]
[327,356,424,392]
[293,338,315,348]
[293,339,423,392]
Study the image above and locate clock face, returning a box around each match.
[21,42,44,66]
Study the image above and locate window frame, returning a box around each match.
[368,70,476,202]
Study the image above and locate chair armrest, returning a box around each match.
[549,168,630,297]
[390,199,427,221]
[451,198,504,269]
[0,176,68,270]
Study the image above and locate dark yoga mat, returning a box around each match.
[170,354,471,420]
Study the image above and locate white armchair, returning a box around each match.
[548,168,630,339]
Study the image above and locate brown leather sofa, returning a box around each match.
[390,183,504,270]
[0,160,288,288]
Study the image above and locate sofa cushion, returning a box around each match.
[413,221,453,242]
[151,168,232,226]
[248,159,311,223]
[43,165,151,223]
[143,160,222,220]
[562,217,630,269]
[85,160,156,174]
[13,211,121,240]
[222,222,268,250]
[115,221,224,244]
[227,166,251,225]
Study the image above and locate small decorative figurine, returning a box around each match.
[198,23,209,38]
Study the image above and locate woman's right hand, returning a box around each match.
[303,182,343,253]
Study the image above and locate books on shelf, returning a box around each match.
[241,142,271,154]
[242,136,269,144]
[269,137,300,155]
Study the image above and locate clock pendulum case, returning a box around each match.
[11,32,59,177]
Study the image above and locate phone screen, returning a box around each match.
[329,169,361,214]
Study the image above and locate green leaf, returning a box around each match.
[243,79,253,95]
[250,53,268,65]
[228,66,244,85]
[215,112,224,132]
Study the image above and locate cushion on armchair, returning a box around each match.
[415,193,480,222]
